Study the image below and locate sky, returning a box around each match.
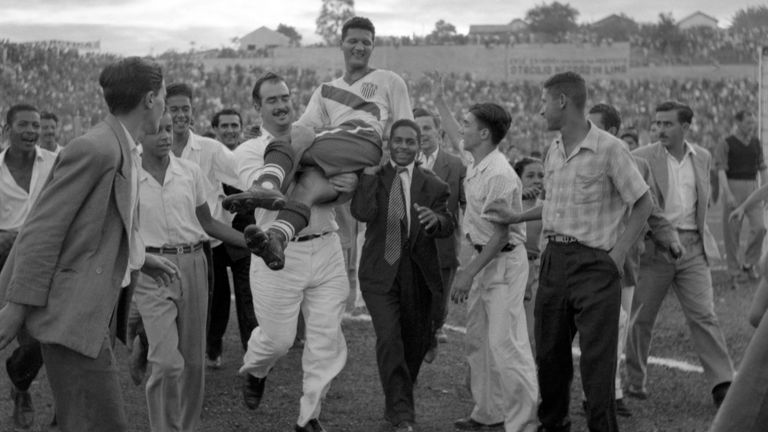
[0,0,762,55]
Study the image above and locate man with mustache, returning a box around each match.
[224,16,413,271]
[39,111,62,154]
[0,104,55,429]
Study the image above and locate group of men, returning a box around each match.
[0,13,765,432]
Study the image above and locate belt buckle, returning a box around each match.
[176,246,185,254]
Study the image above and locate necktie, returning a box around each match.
[384,167,407,265]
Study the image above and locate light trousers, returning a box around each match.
[134,249,208,432]
[241,233,349,427]
[466,246,538,432]
[723,178,766,274]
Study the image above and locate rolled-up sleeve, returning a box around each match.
[481,174,517,224]
[608,144,649,206]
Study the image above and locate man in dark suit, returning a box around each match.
[352,119,453,432]
[413,107,465,357]
[0,57,178,432]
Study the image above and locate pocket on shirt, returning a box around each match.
[574,172,604,204]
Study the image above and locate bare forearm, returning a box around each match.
[203,220,247,248]
[741,183,768,211]
[463,225,508,279]
[434,96,462,153]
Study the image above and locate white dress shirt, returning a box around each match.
[661,143,698,230]
[119,122,146,286]
[0,147,56,231]
[418,148,439,171]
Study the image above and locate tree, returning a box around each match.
[526,2,579,42]
[654,13,685,55]
[428,20,458,44]
[277,23,303,47]
[316,0,355,45]
[731,6,768,30]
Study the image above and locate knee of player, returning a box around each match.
[151,355,185,377]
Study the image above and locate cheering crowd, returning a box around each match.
[1,14,768,432]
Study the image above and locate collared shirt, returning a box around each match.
[463,149,525,246]
[418,148,439,170]
[119,122,146,286]
[390,160,415,232]
[542,121,648,251]
[233,131,338,237]
[661,142,698,230]
[177,132,241,239]
[0,147,56,231]
[139,156,208,247]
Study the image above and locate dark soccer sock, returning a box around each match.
[256,139,296,191]
[268,201,312,242]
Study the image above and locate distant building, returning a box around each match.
[469,19,528,38]
[238,26,289,51]
[677,11,718,30]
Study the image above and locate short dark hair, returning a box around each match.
[734,110,752,122]
[211,108,242,128]
[390,119,421,143]
[655,101,693,125]
[252,71,286,106]
[468,103,512,145]
[166,83,193,101]
[99,57,163,115]
[6,104,39,127]
[513,156,542,177]
[341,16,375,41]
[543,71,587,111]
[589,103,622,133]
[40,111,59,124]
[412,107,441,129]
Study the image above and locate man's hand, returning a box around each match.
[329,173,358,193]
[0,302,28,350]
[522,185,542,201]
[450,270,473,304]
[362,165,382,176]
[141,254,180,287]
[608,249,627,275]
[729,205,746,223]
[669,241,686,260]
[414,203,439,231]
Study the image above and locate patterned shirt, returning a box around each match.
[542,122,648,251]
[463,149,525,246]
[297,69,413,140]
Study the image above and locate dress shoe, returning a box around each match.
[10,386,34,429]
[712,381,731,408]
[454,417,503,431]
[222,186,286,214]
[242,374,267,410]
[394,420,415,432]
[129,335,148,386]
[244,225,287,270]
[615,398,632,417]
[295,418,326,432]
[625,384,648,400]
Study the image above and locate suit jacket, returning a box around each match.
[632,142,721,264]
[0,114,135,358]
[632,156,678,249]
[430,149,466,269]
[351,163,453,296]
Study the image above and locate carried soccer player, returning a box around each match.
[223,16,413,270]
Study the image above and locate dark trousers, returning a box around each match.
[207,244,257,358]
[42,334,127,432]
[6,329,43,391]
[536,242,621,432]
[362,252,433,425]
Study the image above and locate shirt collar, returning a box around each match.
[554,120,600,157]
[391,160,415,177]
[0,146,47,166]
[472,148,503,174]
[664,141,696,160]
[140,155,183,183]
[117,120,139,153]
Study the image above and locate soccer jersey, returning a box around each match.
[298,69,413,139]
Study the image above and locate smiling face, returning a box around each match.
[166,92,191,136]
[389,125,420,166]
[256,79,293,132]
[341,28,374,72]
[40,118,58,146]
[520,161,544,191]
[215,114,242,149]
[7,110,41,153]
[142,112,173,159]
[414,115,440,156]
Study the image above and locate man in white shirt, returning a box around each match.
[236,72,355,432]
[39,111,63,154]
[0,104,55,429]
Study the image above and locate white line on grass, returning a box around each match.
[342,312,705,374]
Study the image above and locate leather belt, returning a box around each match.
[292,231,333,242]
[527,252,540,261]
[474,243,516,253]
[547,235,579,244]
[146,242,204,255]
